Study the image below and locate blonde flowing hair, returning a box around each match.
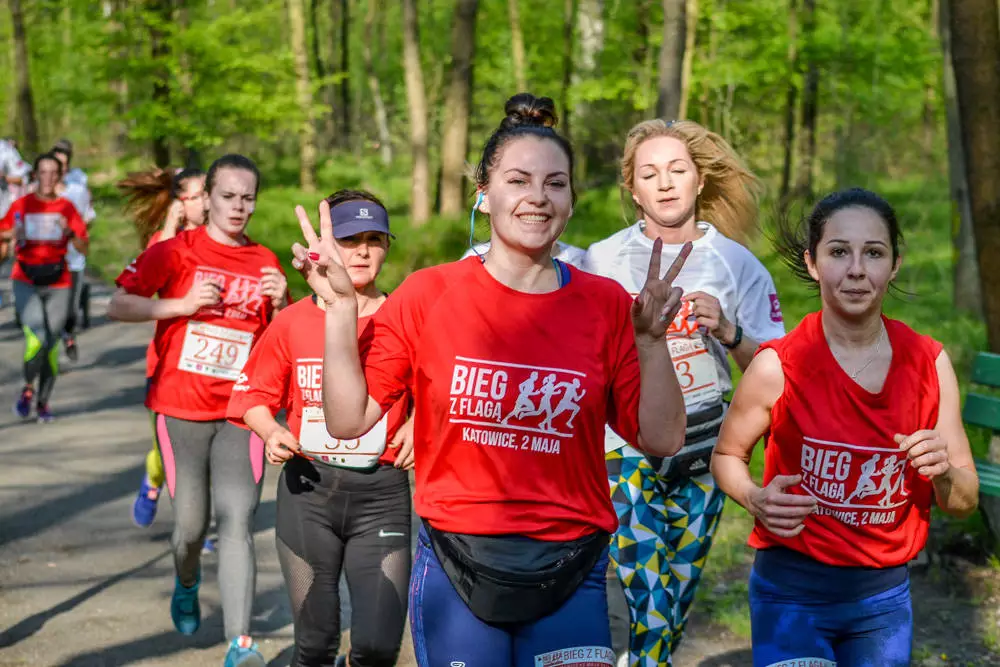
[620,119,763,246]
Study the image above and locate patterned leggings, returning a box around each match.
[607,444,727,667]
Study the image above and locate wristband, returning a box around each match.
[723,324,743,349]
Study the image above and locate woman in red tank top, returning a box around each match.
[711,188,979,666]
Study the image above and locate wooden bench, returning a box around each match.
[962,352,1000,536]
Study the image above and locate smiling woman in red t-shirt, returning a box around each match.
[289,94,690,667]
[0,152,89,422]
[711,188,979,666]
[108,154,288,667]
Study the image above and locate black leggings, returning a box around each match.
[276,458,412,667]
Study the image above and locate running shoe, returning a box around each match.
[223,636,265,667]
[132,476,161,528]
[64,335,79,362]
[170,573,201,635]
[334,656,347,667]
[36,403,55,424]
[13,386,33,419]
[202,536,217,554]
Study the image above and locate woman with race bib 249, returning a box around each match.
[109,154,288,667]
[585,119,785,667]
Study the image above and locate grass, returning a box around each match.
[88,169,990,640]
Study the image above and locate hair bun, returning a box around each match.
[501,93,558,131]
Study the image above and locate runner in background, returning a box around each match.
[711,188,979,666]
[51,140,97,361]
[230,189,413,667]
[109,154,287,667]
[0,152,89,422]
[585,119,784,667]
[0,137,30,310]
[293,93,689,667]
[117,166,208,528]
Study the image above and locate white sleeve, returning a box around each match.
[1,142,30,179]
[735,261,786,343]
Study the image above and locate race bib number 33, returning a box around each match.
[299,406,388,469]
[178,321,253,381]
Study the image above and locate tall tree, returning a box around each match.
[656,0,688,120]
[572,0,606,178]
[795,0,818,200]
[949,0,1000,350]
[148,0,172,167]
[560,0,577,140]
[438,0,480,217]
[330,0,351,148]
[288,0,317,190]
[780,0,799,202]
[10,0,40,155]
[362,0,392,165]
[309,0,336,145]
[940,0,980,314]
[402,0,431,224]
[508,0,528,91]
[678,0,697,120]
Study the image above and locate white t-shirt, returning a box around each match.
[585,221,786,451]
[61,178,96,272]
[0,140,30,218]
[461,240,588,268]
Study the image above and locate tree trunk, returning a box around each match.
[795,0,818,200]
[438,0,480,217]
[109,0,130,165]
[572,0,606,180]
[678,0,697,120]
[949,0,1000,349]
[560,0,577,141]
[333,0,351,149]
[780,0,798,202]
[288,0,317,190]
[363,0,392,165]
[149,0,172,167]
[309,0,336,146]
[402,0,431,225]
[656,0,687,120]
[508,0,528,91]
[940,0,981,315]
[9,0,40,156]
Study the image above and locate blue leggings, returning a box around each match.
[750,565,912,667]
[409,526,615,667]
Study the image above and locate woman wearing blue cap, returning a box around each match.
[229,189,413,667]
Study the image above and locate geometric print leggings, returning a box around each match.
[607,443,727,667]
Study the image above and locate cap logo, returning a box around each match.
[358,208,372,219]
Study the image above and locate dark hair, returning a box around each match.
[772,188,903,284]
[323,188,386,211]
[206,154,260,195]
[474,93,576,203]
[33,152,64,176]
[118,166,206,247]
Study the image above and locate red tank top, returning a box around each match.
[749,311,943,568]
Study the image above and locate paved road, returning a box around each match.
[0,277,748,667]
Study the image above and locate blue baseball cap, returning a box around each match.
[330,200,394,239]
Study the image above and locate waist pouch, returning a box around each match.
[19,260,66,286]
[645,403,726,481]
[423,520,609,625]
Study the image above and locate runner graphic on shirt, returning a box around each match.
[844,453,881,504]
[873,456,908,507]
[501,371,541,424]
[539,378,587,432]
[515,374,559,423]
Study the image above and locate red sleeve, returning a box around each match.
[227,317,291,425]
[363,275,429,412]
[606,289,641,447]
[64,201,87,240]
[146,230,163,249]
[115,240,173,297]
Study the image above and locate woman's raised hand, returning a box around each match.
[291,200,355,306]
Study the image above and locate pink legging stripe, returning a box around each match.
[156,414,178,497]
[249,431,264,484]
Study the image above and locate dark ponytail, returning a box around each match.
[474,93,576,203]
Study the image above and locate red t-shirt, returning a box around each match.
[227,296,409,466]
[750,312,943,568]
[0,194,88,288]
[364,257,641,541]
[116,225,286,421]
[143,226,199,378]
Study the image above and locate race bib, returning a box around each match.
[667,335,721,407]
[299,406,388,469]
[177,321,253,381]
[24,213,64,241]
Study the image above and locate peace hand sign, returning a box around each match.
[291,200,355,305]
[631,239,692,342]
